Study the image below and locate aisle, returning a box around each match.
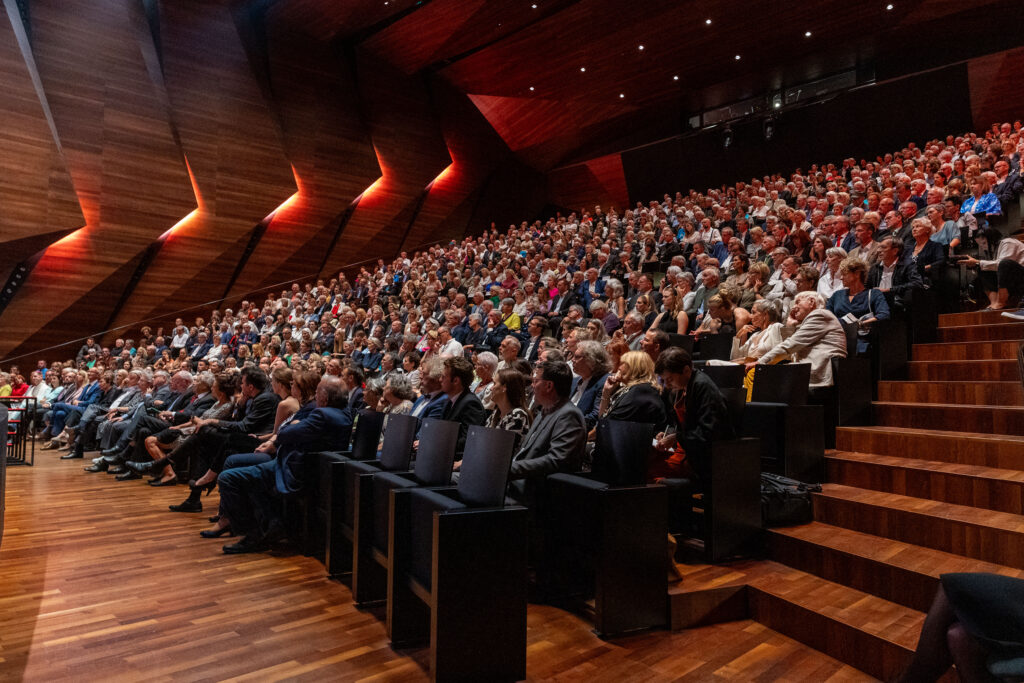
[0,455,870,681]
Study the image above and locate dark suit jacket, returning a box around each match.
[346,387,366,420]
[508,399,586,504]
[275,406,353,494]
[548,292,576,317]
[606,383,668,430]
[219,390,280,435]
[899,240,945,277]
[411,392,449,426]
[442,390,488,456]
[189,342,212,360]
[674,371,733,457]
[574,372,608,430]
[867,260,925,307]
[581,279,606,310]
[994,171,1022,207]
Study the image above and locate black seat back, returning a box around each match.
[699,364,745,388]
[666,333,694,353]
[412,418,460,485]
[379,413,417,471]
[719,387,747,424]
[698,332,733,361]
[349,410,386,460]
[840,320,858,355]
[456,426,518,507]
[592,419,656,487]
[750,363,810,405]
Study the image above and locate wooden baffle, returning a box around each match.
[671,309,1024,682]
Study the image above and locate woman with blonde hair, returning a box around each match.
[597,350,667,428]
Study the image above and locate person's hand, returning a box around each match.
[655,432,677,451]
[737,324,755,343]
[744,361,757,372]
[452,459,462,472]
[963,256,979,267]
[159,411,172,421]
[602,373,620,396]
[255,440,276,454]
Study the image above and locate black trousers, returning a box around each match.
[997,259,1024,297]
[167,425,260,479]
[127,415,173,461]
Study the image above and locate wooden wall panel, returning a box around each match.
[227,9,380,299]
[0,0,195,361]
[548,152,629,214]
[319,52,451,276]
[968,46,1024,132]
[0,5,83,271]
[112,0,296,330]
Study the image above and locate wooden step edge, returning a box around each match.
[836,426,1024,444]
[746,565,923,681]
[818,484,1024,533]
[827,451,1024,482]
[905,358,1017,366]
[872,401,1024,412]
[936,321,1024,331]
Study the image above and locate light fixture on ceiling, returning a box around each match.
[638,45,644,51]
[886,3,893,8]
[673,75,679,81]
[580,67,586,72]
[772,93,783,109]
[531,3,537,7]
[705,18,712,25]
[723,126,733,149]
[805,31,812,37]
[763,117,776,141]
[529,86,535,91]
[735,54,741,60]
[619,93,625,98]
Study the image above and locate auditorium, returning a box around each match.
[3,0,1024,680]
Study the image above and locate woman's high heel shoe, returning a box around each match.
[188,479,217,496]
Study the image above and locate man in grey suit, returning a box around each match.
[508,360,587,506]
[748,291,847,387]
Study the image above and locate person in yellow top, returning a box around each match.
[0,372,12,397]
[499,298,522,331]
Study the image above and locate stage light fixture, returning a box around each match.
[886,3,893,9]
[764,117,775,141]
[705,18,712,24]
[580,67,586,72]
[723,126,733,149]
[735,54,741,60]
[805,31,812,37]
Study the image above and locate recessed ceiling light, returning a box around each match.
[735,54,741,60]
[531,3,537,7]
[638,45,644,51]
[529,86,535,91]
[886,3,893,8]
[580,67,586,72]
[673,75,679,81]
[619,93,625,98]
[705,18,712,25]
[804,31,812,37]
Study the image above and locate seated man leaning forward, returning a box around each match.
[217,376,352,554]
[507,359,587,506]
[745,291,847,388]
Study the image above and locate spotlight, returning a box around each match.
[723,126,733,149]
[705,18,712,25]
[763,117,775,141]
[772,93,782,109]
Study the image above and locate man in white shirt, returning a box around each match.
[436,326,464,358]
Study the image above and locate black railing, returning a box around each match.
[0,397,36,466]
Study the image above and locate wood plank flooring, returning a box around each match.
[0,454,868,682]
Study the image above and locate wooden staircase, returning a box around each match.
[674,309,1024,681]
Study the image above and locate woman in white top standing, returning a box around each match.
[817,246,848,299]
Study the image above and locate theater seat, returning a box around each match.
[387,426,525,682]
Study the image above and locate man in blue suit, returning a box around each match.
[219,377,352,554]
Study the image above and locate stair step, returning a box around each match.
[937,322,1024,342]
[744,561,923,681]
[768,522,1024,613]
[836,426,1024,468]
[827,451,1024,514]
[877,381,1024,406]
[938,309,1017,327]
[906,359,1019,381]
[874,401,1024,435]
[814,484,1024,569]
[912,339,1023,361]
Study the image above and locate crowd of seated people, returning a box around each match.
[2,119,1022,556]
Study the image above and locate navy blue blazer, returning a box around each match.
[411,392,449,430]
[576,372,608,430]
[274,406,353,494]
[582,279,606,310]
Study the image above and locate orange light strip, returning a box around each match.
[160,155,203,240]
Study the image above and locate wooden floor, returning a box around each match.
[0,454,871,682]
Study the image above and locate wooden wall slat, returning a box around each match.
[0,0,195,360]
[112,0,296,330]
[227,9,380,300]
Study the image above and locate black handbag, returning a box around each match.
[761,472,821,527]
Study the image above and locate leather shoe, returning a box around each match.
[101,446,125,458]
[222,535,267,554]
[115,470,140,481]
[101,454,124,464]
[149,476,178,487]
[84,461,108,473]
[168,500,202,513]
[262,518,287,545]
[127,460,155,474]
[60,451,83,459]
[107,464,128,475]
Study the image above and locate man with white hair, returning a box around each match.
[747,291,847,387]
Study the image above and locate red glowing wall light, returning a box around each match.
[159,155,203,240]
[265,165,304,221]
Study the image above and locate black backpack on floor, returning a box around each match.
[761,473,821,527]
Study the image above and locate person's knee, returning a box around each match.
[946,622,971,658]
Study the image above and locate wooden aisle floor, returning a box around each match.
[0,453,874,682]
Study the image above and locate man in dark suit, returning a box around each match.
[866,235,925,314]
[219,377,352,554]
[343,366,366,417]
[187,332,212,369]
[440,356,487,457]
[519,317,547,363]
[545,277,576,334]
[569,341,611,430]
[165,367,280,511]
[507,360,587,506]
[410,358,449,429]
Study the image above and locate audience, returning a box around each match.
[4,117,1021,559]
